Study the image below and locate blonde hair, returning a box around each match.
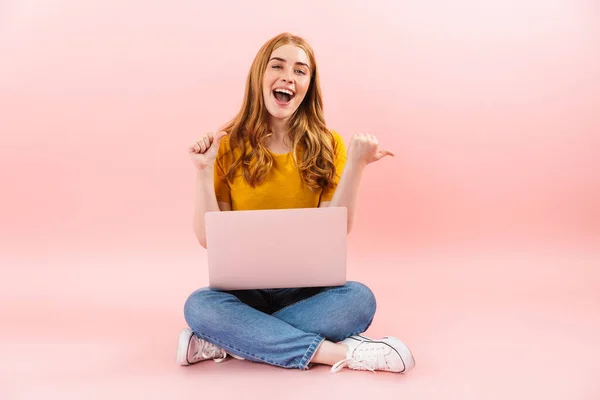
[218,32,337,192]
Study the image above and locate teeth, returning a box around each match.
[274,88,294,96]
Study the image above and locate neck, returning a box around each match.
[268,117,289,142]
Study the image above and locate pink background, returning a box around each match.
[1,0,599,399]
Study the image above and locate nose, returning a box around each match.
[281,69,294,83]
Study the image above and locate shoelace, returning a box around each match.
[330,345,388,374]
[193,339,245,363]
[194,341,228,363]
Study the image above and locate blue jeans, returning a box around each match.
[183,281,377,370]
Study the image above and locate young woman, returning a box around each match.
[178,32,415,374]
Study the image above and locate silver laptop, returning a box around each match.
[204,207,347,290]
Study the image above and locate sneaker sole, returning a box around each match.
[354,334,416,372]
[381,336,416,372]
[176,327,194,366]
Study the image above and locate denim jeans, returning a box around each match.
[183,281,377,370]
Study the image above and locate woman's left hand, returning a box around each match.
[347,133,395,169]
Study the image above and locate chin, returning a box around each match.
[265,99,300,121]
[268,110,294,120]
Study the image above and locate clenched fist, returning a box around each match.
[188,131,227,171]
[347,133,395,168]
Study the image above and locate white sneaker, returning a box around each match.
[331,334,416,373]
[176,327,244,366]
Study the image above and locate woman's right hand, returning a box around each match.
[188,131,227,171]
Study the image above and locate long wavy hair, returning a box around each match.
[218,32,337,192]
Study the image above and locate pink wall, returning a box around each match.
[1,0,598,256]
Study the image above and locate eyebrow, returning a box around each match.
[269,57,310,69]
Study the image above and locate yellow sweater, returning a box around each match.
[213,131,347,210]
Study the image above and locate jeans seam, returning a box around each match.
[298,334,326,370]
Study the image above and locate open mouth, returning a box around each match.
[273,88,295,105]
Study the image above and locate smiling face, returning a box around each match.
[262,44,312,123]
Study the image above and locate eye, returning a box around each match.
[295,69,306,75]
[271,64,282,69]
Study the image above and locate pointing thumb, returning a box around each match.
[213,131,227,145]
[206,131,227,157]
[373,149,395,161]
